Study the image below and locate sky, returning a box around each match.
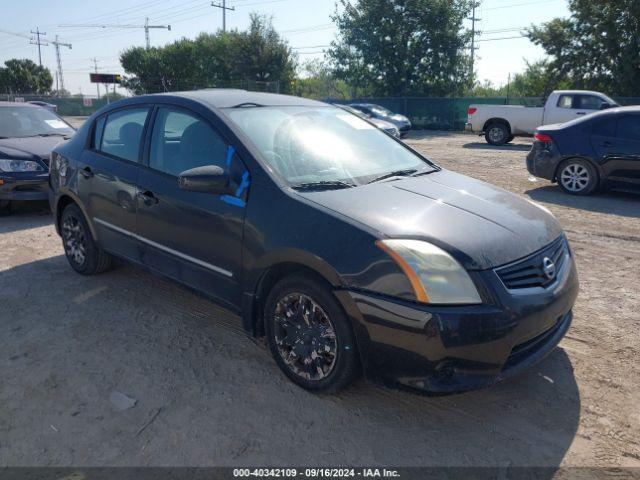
[0,0,570,97]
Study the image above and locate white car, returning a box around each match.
[465,90,618,145]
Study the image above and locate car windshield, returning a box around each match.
[0,106,74,138]
[225,106,435,187]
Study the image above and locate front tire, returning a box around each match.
[60,204,113,275]
[485,122,510,145]
[557,159,598,195]
[264,274,360,393]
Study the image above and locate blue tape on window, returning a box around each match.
[225,145,236,167]
[221,195,246,207]
[235,171,250,197]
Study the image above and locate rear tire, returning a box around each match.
[60,204,113,275]
[557,158,599,195]
[264,274,360,393]
[485,122,510,145]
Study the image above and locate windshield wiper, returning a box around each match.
[367,168,417,184]
[292,180,356,191]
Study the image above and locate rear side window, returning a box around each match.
[98,108,149,162]
[617,115,640,141]
[557,95,573,109]
[149,108,228,176]
[586,117,616,137]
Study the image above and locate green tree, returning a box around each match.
[120,14,296,94]
[0,59,53,94]
[527,0,640,96]
[292,59,350,100]
[328,0,472,97]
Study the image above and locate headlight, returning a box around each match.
[376,239,482,305]
[0,159,44,172]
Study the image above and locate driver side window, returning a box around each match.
[149,108,228,177]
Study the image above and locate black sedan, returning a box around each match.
[527,106,640,195]
[49,90,578,394]
[0,102,74,213]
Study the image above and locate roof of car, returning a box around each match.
[0,101,38,108]
[154,89,327,109]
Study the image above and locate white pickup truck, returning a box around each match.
[465,90,618,145]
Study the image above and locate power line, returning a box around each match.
[58,20,171,49]
[483,0,561,10]
[476,35,527,42]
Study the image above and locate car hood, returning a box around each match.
[298,169,562,270]
[0,136,69,162]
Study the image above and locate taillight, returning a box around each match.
[468,107,477,116]
[534,132,552,142]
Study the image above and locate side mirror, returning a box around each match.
[600,102,612,110]
[178,165,230,194]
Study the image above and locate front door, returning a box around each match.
[79,106,150,261]
[136,106,249,309]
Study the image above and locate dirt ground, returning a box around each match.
[0,126,638,468]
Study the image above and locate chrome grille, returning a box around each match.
[496,237,568,290]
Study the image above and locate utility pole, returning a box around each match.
[92,58,100,99]
[51,35,72,95]
[468,2,481,77]
[211,1,235,32]
[30,27,48,67]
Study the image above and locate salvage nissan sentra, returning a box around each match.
[49,90,579,393]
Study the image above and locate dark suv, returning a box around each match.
[49,90,578,394]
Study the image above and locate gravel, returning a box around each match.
[0,127,638,467]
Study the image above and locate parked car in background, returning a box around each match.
[466,90,618,145]
[349,103,412,136]
[0,102,74,213]
[49,90,578,394]
[527,106,640,195]
[337,104,400,137]
[28,100,59,112]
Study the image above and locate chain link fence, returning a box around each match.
[4,92,639,129]
[331,96,640,130]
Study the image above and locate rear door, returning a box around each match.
[79,106,150,261]
[136,105,249,308]
[598,114,640,189]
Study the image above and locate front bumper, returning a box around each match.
[336,251,579,394]
[0,172,49,201]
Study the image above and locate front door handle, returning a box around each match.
[138,190,159,206]
[576,111,586,115]
[80,166,94,179]
[601,141,614,148]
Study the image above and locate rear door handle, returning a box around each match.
[80,166,94,178]
[576,111,586,115]
[601,141,614,148]
[138,190,159,206]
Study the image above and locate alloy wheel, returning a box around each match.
[62,214,87,267]
[488,126,505,144]
[560,163,590,192]
[272,292,338,381]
